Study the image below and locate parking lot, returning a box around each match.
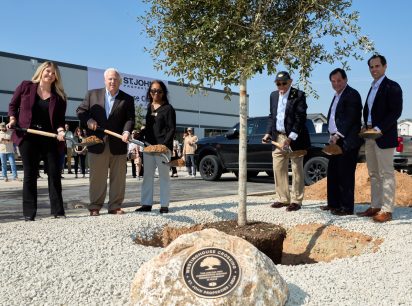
[0,167,274,223]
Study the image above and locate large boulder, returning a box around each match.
[130,228,288,305]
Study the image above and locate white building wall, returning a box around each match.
[0,51,243,136]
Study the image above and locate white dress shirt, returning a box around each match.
[367,75,385,126]
[275,87,298,140]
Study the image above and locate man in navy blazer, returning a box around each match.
[262,71,310,212]
[77,68,135,216]
[357,55,403,222]
[321,68,363,215]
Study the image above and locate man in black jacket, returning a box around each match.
[357,55,403,222]
[77,68,135,216]
[262,71,310,211]
[321,68,363,215]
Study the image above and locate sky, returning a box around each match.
[0,0,410,119]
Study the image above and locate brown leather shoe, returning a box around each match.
[286,203,301,212]
[373,212,392,222]
[356,207,381,217]
[270,202,289,208]
[320,205,332,211]
[89,209,100,216]
[108,208,125,215]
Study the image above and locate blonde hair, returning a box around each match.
[31,61,67,101]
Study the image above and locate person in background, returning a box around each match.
[128,130,138,178]
[0,122,19,182]
[7,61,67,221]
[356,54,403,222]
[73,127,87,178]
[321,68,363,216]
[77,68,135,216]
[262,71,310,212]
[170,136,180,177]
[82,128,89,174]
[183,127,198,177]
[135,80,176,214]
[133,130,143,180]
[64,123,73,174]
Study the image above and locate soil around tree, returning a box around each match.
[134,220,383,265]
[135,220,287,264]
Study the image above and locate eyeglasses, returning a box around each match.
[150,89,163,95]
[276,82,288,87]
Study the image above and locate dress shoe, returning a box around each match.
[89,209,100,216]
[53,215,66,219]
[270,202,289,208]
[373,212,392,223]
[135,205,152,212]
[286,203,301,211]
[159,207,169,214]
[24,216,35,221]
[356,207,381,217]
[331,209,354,216]
[320,205,332,211]
[108,208,125,215]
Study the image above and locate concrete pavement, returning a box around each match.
[0,166,274,223]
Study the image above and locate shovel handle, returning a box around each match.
[24,128,58,139]
[99,128,147,147]
[101,129,121,139]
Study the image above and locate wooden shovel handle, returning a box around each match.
[26,128,58,139]
[102,129,122,139]
[271,141,283,150]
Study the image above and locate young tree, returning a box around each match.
[139,0,373,226]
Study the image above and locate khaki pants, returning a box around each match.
[88,143,127,211]
[365,139,395,213]
[272,134,304,204]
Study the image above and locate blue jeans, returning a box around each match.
[0,153,17,179]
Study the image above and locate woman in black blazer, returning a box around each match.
[7,61,67,221]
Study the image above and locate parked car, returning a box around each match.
[195,116,330,185]
[394,135,412,174]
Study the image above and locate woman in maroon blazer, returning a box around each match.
[7,61,67,221]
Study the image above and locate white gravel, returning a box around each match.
[1,196,411,306]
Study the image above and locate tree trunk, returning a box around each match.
[237,75,248,226]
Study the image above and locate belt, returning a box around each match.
[367,125,373,129]
[277,131,287,136]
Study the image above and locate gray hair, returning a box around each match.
[104,67,121,79]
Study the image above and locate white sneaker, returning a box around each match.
[192,175,196,178]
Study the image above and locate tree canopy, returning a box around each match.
[139,0,374,96]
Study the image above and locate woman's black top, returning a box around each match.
[144,103,176,151]
[31,94,52,132]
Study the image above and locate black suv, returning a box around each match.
[195,116,330,185]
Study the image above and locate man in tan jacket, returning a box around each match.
[182,127,198,177]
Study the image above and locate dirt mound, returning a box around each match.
[282,223,383,265]
[304,163,412,206]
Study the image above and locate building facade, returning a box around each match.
[0,51,245,140]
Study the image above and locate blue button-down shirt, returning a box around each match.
[105,89,119,119]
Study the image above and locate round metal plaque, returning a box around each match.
[182,247,241,299]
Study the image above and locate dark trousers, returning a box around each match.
[74,154,86,175]
[130,159,136,177]
[19,135,64,218]
[327,147,359,213]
